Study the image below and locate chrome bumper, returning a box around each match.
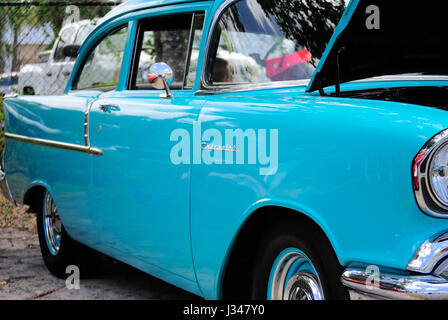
[0,168,15,204]
[342,264,448,300]
[342,232,448,300]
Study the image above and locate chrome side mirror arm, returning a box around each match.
[148,62,174,99]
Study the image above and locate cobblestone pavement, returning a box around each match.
[0,199,200,300]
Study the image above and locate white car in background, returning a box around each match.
[18,20,97,95]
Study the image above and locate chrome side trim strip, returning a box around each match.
[407,232,448,274]
[5,133,103,156]
[341,263,448,300]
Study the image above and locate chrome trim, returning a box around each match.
[269,251,324,300]
[412,128,448,218]
[84,98,97,147]
[196,0,310,95]
[196,80,310,95]
[284,272,324,300]
[5,133,103,156]
[148,62,174,99]
[182,12,196,90]
[352,75,448,83]
[342,263,448,300]
[407,232,448,274]
[43,190,62,255]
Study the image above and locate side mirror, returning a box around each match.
[147,62,173,99]
[62,45,80,58]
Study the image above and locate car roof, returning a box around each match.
[103,0,212,22]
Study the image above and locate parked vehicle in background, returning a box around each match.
[38,50,52,63]
[0,72,18,97]
[18,20,96,95]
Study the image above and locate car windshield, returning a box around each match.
[210,0,346,85]
[0,75,17,86]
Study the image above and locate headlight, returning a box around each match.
[413,129,448,218]
[429,142,448,207]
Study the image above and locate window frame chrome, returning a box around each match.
[127,11,205,91]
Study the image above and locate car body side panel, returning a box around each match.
[190,86,448,299]
[2,93,99,241]
[3,95,89,145]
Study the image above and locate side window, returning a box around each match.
[130,13,204,90]
[75,25,128,91]
[208,0,345,85]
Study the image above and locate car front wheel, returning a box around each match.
[251,220,348,300]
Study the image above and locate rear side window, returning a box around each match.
[129,12,204,90]
[75,25,128,91]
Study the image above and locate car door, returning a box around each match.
[84,12,206,282]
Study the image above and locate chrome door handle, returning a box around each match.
[100,104,120,113]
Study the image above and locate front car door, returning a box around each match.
[69,4,209,293]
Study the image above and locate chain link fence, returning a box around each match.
[0,1,119,96]
[0,1,119,152]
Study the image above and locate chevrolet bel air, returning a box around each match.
[2,0,448,300]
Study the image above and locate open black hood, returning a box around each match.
[307,0,448,93]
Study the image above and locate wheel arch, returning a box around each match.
[219,203,342,299]
[23,181,55,214]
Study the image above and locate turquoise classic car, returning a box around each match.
[2,0,448,300]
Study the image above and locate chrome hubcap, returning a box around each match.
[268,249,324,300]
[43,192,61,255]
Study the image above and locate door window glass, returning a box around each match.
[131,13,204,90]
[75,25,128,91]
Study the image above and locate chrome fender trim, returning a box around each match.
[4,133,103,156]
[407,232,448,274]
